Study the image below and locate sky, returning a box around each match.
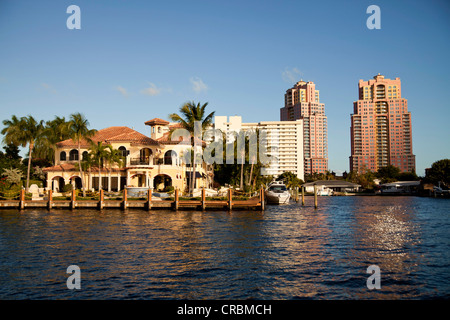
[0,0,449,176]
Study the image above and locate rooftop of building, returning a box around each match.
[56,126,160,148]
[144,118,170,126]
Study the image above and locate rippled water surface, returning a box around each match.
[0,196,449,299]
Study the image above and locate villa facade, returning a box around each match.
[43,119,212,194]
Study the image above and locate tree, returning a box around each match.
[2,167,24,186]
[377,165,400,184]
[169,101,215,196]
[67,113,97,197]
[397,171,419,181]
[75,152,94,191]
[0,143,23,176]
[425,159,450,187]
[104,145,124,192]
[89,141,109,191]
[1,115,45,192]
[34,116,71,165]
[277,171,304,190]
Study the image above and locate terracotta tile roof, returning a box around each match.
[144,118,170,126]
[43,163,77,172]
[56,126,160,148]
[169,123,184,129]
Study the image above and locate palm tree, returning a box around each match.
[237,132,246,190]
[1,115,45,192]
[104,145,124,192]
[246,129,259,190]
[76,152,95,192]
[35,116,71,165]
[67,113,97,197]
[89,141,109,192]
[169,101,215,196]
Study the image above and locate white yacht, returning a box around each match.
[265,181,291,204]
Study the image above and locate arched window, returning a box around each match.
[69,149,79,161]
[82,151,89,161]
[139,148,152,164]
[119,146,127,157]
[164,150,177,165]
[60,151,66,161]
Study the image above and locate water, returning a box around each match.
[0,196,449,299]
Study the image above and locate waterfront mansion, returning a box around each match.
[43,118,213,194]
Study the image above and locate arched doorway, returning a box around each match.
[52,176,65,192]
[153,174,172,191]
[69,176,82,190]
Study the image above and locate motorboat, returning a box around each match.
[265,181,290,204]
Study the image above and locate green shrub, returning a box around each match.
[62,184,73,193]
[164,186,174,193]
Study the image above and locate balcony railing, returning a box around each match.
[129,157,151,166]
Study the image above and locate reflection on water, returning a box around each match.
[0,196,449,299]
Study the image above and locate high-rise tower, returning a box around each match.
[350,74,415,173]
[280,80,328,175]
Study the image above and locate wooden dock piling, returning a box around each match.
[314,184,318,209]
[174,189,179,210]
[301,186,305,206]
[147,188,152,211]
[201,188,206,211]
[19,189,25,210]
[48,190,53,210]
[260,187,265,211]
[122,188,128,209]
[71,189,76,210]
[99,189,104,210]
[228,188,233,211]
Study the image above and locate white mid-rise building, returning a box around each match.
[214,116,304,181]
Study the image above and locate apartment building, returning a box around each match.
[280,80,328,175]
[350,74,415,173]
[214,116,304,181]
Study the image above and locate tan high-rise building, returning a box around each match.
[280,80,328,175]
[350,74,415,173]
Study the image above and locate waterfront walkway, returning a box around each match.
[0,188,265,211]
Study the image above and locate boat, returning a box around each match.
[265,181,290,204]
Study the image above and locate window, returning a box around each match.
[60,151,66,161]
[69,149,79,161]
[164,150,177,165]
[119,146,127,157]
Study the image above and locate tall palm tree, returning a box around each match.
[237,132,246,190]
[76,152,95,192]
[89,141,109,191]
[104,145,124,192]
[67,113,97,197]
[36,116,71,165]
[246,129,259,189]
[169,101,215,196]
[1,115,45,192]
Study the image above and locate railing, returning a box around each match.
[129,158,150,166]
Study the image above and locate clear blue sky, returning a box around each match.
[1,0,449,176]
